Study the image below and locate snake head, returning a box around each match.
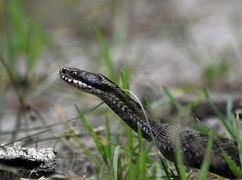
[59,67,115,95]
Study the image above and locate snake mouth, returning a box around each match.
[59,67,93,90]
[60,74,92,89]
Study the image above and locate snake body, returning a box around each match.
[59,67,241,178]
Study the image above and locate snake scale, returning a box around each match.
[59,67,241,179]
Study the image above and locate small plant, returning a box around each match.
[202,61,230,87]
[0,0,48,141]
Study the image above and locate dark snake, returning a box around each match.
[59,67,241,179]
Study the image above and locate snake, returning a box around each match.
[59,67,241,179]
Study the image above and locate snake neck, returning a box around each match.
[95,87,174,144]
[58,67,172,142]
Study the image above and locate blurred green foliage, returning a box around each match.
[202,61,230,87]
[1,0,48,75]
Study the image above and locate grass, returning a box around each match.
[58,53,229,179]
[0,0,50,143]
[202,61,230,87]
[74,108,160,179]
[63,49,241,179]
[70,83,242,179]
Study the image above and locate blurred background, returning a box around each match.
[0,0,242,178]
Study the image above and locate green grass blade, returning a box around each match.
[120,68,134,153]
[96,29,115,81]
[105,115,111,157]
[203,89,236,139]
[159,157,172,179]
[75,105,109,168]
[174,142,187,180]
[61,122,104,175]
[235,111,242,167]
[120,68,130,90]
[137,127,147,180]
[198,132,214,180]
[113,145,120,180]
[163,86,183,109]
[222,150,242,178]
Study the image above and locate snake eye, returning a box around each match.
[71,71,77,77]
